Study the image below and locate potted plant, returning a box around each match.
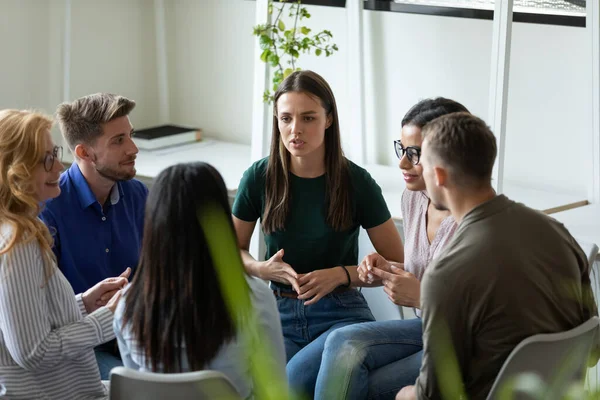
[253,0,339,103]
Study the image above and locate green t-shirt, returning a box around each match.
[232,157,391,276]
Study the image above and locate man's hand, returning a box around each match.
[105,289,123,314]
[370,262,420,308]
[357,252,390,285]
[257,249,300,293]
[297,267,348,306]
[396,385,417,400]
[82,268,131,313]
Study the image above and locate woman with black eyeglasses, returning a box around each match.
[314,98,470,400]
[0,109,127,399]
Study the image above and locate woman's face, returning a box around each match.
[276,91,331,161]
[33,130,64,202]
[398,124,426,191]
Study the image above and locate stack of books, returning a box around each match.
[133,125,202,150]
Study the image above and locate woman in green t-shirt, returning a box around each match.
[232,70,404,398]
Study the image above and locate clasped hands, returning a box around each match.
[81,267,131,314]
[259,249,348,305]
[357,252,421,308]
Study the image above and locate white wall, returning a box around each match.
[1,1,591,197]
[163,2,590,197]
[0,0,160,144]
[68,0,160,130]
[165,0,257,143]
[0,1,54,112]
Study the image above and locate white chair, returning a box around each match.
[575,239,600,393]
[486,317,600,400]
[109,367,242,400]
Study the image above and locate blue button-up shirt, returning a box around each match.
[40,163,148,294]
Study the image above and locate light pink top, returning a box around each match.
[402,190,457,316]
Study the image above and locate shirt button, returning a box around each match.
[105,248,110,253]
[102,217,106,221]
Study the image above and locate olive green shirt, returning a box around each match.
[416,195,597,400]
[232,157,391,280]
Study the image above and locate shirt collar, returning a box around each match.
[68,163,123,209]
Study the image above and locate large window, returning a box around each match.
[392,0,585,16]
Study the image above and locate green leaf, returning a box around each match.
[278,19,285,31]
[260,49,271,63]
[259,35,273,50]
[315,49,322,56]
[283,68,293,78]
[268,53,280,67]
[290,49,299,58]
[300,26,311,35]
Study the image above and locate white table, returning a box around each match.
[134,139,251,197]
[64,141,587,220]
[63,139,253,199]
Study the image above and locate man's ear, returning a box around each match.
[433,166,448,188]
[74,144,92,161]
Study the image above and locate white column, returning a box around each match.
[488,0,514,194]
[250,0,272,163]
[62,0,72,103]
[154,0,170,124]
[588,0,600,204]
[250,0,272,261]
[346,0,367,165]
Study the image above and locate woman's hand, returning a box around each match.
[256,249,300,293]
[297,267,348,306]
[357,252,389,285]
[370,263,420,308]
[82,268,130,314]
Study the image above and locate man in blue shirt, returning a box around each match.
[40,93,148,379]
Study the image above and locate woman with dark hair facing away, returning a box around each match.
[0,110,128,400]
[232,70,404,397]
[113,162,286,398]
[314,98,470,400]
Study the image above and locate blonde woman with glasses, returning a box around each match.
[0,110,128,399]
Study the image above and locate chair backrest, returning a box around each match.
[575,239,599,271]
[486,317,600,400]
[109,367,242,400]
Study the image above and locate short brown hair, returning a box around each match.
[422,112,497,187]
[56,93,136,151]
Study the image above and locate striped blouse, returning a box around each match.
[0,223,114,399]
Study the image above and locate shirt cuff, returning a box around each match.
[89,307,116,344]
[75,293,88,317]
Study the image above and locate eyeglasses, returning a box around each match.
[43,146,63,172]
[394,140,421,165]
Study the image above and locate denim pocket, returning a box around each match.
[332,290,369,309]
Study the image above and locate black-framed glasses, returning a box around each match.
[394,140,421,165]
[43,146,63,172]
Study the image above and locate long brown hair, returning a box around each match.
[121,162,235,373]
[0,110,56,279]
[263,70,353,234]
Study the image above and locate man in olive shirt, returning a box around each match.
[397,113,598,400]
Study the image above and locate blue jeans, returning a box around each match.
[276,288,375,399]
[94,340,123,380]
[314,318,423,400]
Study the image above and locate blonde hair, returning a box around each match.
[56,93,136,152]
[0,109,56,278]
